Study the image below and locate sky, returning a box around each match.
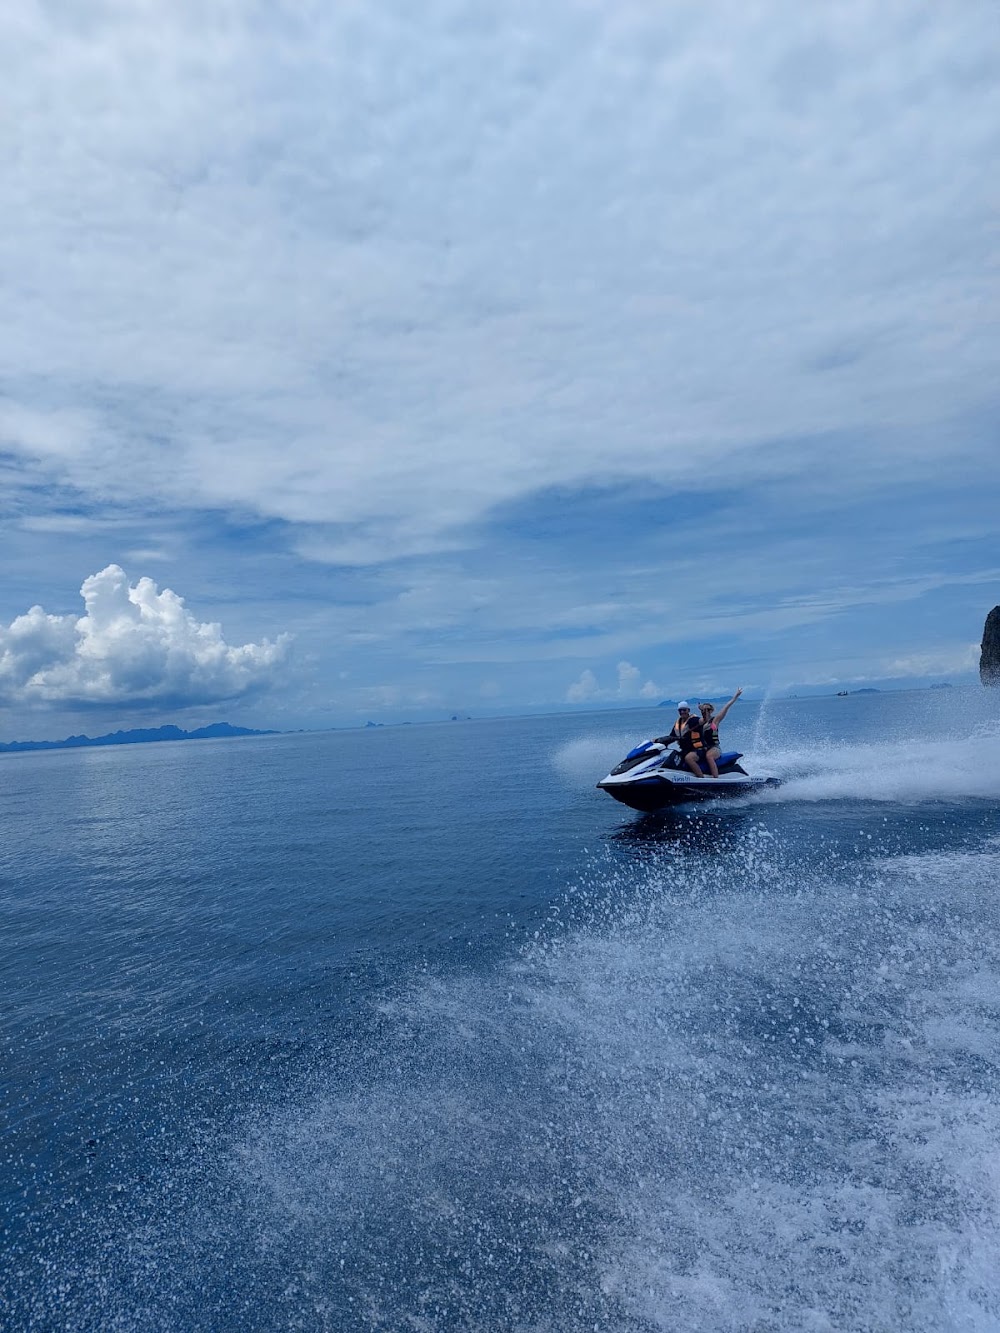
[1,0,998,737]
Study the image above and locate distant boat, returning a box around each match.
[836,691,849,696]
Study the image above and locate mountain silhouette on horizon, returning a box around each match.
[0,721,278,755]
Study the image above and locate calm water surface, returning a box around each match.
[3,691,1000,1330]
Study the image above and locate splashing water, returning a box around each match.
[36,825,1000,1332]
[559,703,1000,810]
[246,831,1000,1331]
[752,731,1000,805]
[750,685,778,756]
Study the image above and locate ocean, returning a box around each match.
[3,689,1000,1331]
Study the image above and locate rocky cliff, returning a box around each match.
[981,606,1000,685]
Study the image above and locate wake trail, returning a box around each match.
[753,731,1000,804]
[555,723,1000,807]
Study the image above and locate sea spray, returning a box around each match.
[750,685,778,756]
[73,822,999,1332]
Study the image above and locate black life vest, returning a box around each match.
[680,720,704,752]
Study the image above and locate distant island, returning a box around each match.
[0,722,277,755]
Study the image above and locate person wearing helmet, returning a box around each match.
[657,702,692,747]
[655,702,709,778]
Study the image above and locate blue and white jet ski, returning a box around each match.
[597,740,778,811]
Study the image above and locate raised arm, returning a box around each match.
[713,687,743,726]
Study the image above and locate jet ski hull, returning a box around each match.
[598,771,772,811]
[597,745,778,811]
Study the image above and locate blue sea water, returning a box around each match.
[3,689,1000,1331]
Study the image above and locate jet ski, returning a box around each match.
[597,740,779,811]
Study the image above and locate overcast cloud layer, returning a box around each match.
[1,0,997,727]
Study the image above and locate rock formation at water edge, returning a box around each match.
[981,606,1000,685]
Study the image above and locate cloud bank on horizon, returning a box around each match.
[0,566,289,709]
[1,0,997,724]
[568,662,663,705]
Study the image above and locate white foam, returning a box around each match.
[551,731,645,784]
[232,836,1000,1330]
[750,730,1000,805]
[561,716,1000,807]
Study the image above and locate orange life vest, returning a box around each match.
[678,719,704,751]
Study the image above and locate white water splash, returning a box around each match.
[557,711,1000,807]
[754,730,1000,804]
[750,682,779,755]
[550,731,643,784]
[232,833,1000,1331]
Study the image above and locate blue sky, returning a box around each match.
[1,0,998,735]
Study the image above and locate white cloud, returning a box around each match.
[19,514,112,535]
[566,669,601,704]
[0,2,997,562]
[616,661,642,697]
[775,640,982,690]
[0,565,290,708]
[879,643,981,680]
[567,661,661,703]
[1,1,997,721]
[617,660,661,700]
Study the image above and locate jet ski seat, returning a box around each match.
[697,750,741,772]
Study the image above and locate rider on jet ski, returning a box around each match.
[654,702,709,778]
[655,689,743,779]
[697,688,743,777]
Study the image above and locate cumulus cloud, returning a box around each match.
[567,661,661,704]
[566,669,601,704]
[616,661,643,697]
[0,566,290,708]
